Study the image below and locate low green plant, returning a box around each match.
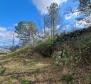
[61,74,74,84]
[53,51,63,65]
[21,79,31,84]
[53,49,71,66]
[86,74,91,83]
[0,65,6,75]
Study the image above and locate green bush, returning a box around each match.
[34,39,55,57]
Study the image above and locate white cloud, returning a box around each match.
[65,10,80,20]
[76,14,91,28]
[32,0,67,14]
[0,26,19,46]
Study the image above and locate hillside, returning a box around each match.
[0,27,91,84]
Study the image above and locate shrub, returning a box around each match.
[53,51,63,65]
[34,39,55,57]
[9,45,20,52]
[53,49,71,66]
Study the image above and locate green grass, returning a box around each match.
[7,45,32,57]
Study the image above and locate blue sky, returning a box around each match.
[0,0,90,47]
[0,0,43,28]
[0,0,80,31]
[0,0,43,46]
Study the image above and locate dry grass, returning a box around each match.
[0,54,53,84]
[0,46,91,84]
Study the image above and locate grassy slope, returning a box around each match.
[0,27,91,84]
[0,53,53,84]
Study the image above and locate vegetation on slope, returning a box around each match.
[4,26,91,84]
[9,26,91,65]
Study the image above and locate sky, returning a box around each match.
[0,0,43,47]
[0,0,90,47]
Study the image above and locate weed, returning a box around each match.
[61,74,74,84]
[21,79,31,84]
[0,65,6,75]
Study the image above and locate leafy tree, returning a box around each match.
[15,21,37,46]
[79,0,90,8]
[47,3,60,41]
[78,0,91,27]
[79,0,91,14]
[28,22,37,46]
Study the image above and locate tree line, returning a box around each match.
[12,0,91,48]
[14,3,60,47]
